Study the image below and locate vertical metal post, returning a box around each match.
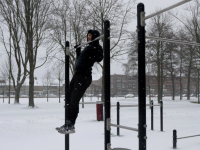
[65,41,70,150]
[101,103,104,121]
[160,100,163,132]
[137,3,146,150]
[151,100,153,130]
[117,102,120,136]
[104,20,110,150]
[197,69,199,104]
[173,130,177,149]
[82,97,84,108]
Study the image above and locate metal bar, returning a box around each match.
[198,70,199,104]
[104,20,110,150]
[111,104,160,107]
[177,134,200,139]
[82,97,84,108]
[173,130,177,149]
[65,41,70,150]
[117,102,120,136]
[151,100,153,130]
[146,36,200,47]
[79,102,104,104]
[145,0,192,20]
[69,35,104,51]
[110,123,138,131]
[160,101,163,132]
[101,103,103,121]
[137,3,147,150]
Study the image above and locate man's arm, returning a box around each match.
[74,44,81,59]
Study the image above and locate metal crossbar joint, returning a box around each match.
[143,124,147,128]
[66,47,70,56]
[140,12,146,27]
[144,136,147,139]
[107,118,111,131]
[107,143,112,150]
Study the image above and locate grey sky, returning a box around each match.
[0,0,193,81]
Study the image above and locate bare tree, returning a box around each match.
[0,0,30,104]
[53,60,64,103]
[42,69,54,102]
[46,0,90,74]
[85,0,136,101]
[7,0,52,107]
[170,0,200,100]
[146,10,174,103]
[0,55,17,104]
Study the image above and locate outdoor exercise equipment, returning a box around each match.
[173,129,200,149]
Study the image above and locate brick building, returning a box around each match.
[0,74,198,97]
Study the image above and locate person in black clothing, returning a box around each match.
[56,29,103,134]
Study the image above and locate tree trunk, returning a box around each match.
[47,87,49,102]
[29,68,35,107]
[8,76,10,104]
[180,74,182,100]
[14,86,21,104]
[171,75,175,100]
[3,90,4,103]
[187,63,191,100]
[160,53,164,101]
[59,80,60,103]
[157,55,161,103]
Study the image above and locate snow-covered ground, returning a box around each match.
[0,96,200,150]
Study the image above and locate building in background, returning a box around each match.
[0,74,198,97]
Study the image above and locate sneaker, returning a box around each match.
[55,124,65,131]
[58,123,75,134]
[55,120,72,131]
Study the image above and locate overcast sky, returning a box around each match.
[0,0,193,81]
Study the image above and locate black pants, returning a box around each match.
[67,73,92,125]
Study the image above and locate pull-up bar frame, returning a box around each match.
[68,35,104,52]
[146,36,200,47]
[144,0,192,20]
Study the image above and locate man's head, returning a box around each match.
[87,33,92,41]
[87,30,101,45]
[87,30,93,42]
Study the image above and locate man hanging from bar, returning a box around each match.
[56,29,103,134]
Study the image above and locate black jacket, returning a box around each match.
[75,30,103,75]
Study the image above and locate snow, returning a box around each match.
[0,96,200,150]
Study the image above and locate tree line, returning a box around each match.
[0,0,136,107]
[123,0,200,102]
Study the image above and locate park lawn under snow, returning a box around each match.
[0,96,200,150]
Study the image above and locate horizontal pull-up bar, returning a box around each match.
[67,35,104,52]
[177,134,200,140]
[79,101,104,104]
[111,104,160,107]
[106,118,138,131]
[146,36,200,47]
[110,123,138,132]
[145,0,192,20]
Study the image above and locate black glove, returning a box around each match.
[74,44,81,53]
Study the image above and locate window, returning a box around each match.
[122,83,125,88]
[117,77,121,82]
[117,83,121,89]
[51,86,57,90]
[111,77,113,82]
[128,84,132,89]
[127,76,132,81]
[122,77,125,82]
[111,84,113,89]
[132,84,135,89]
